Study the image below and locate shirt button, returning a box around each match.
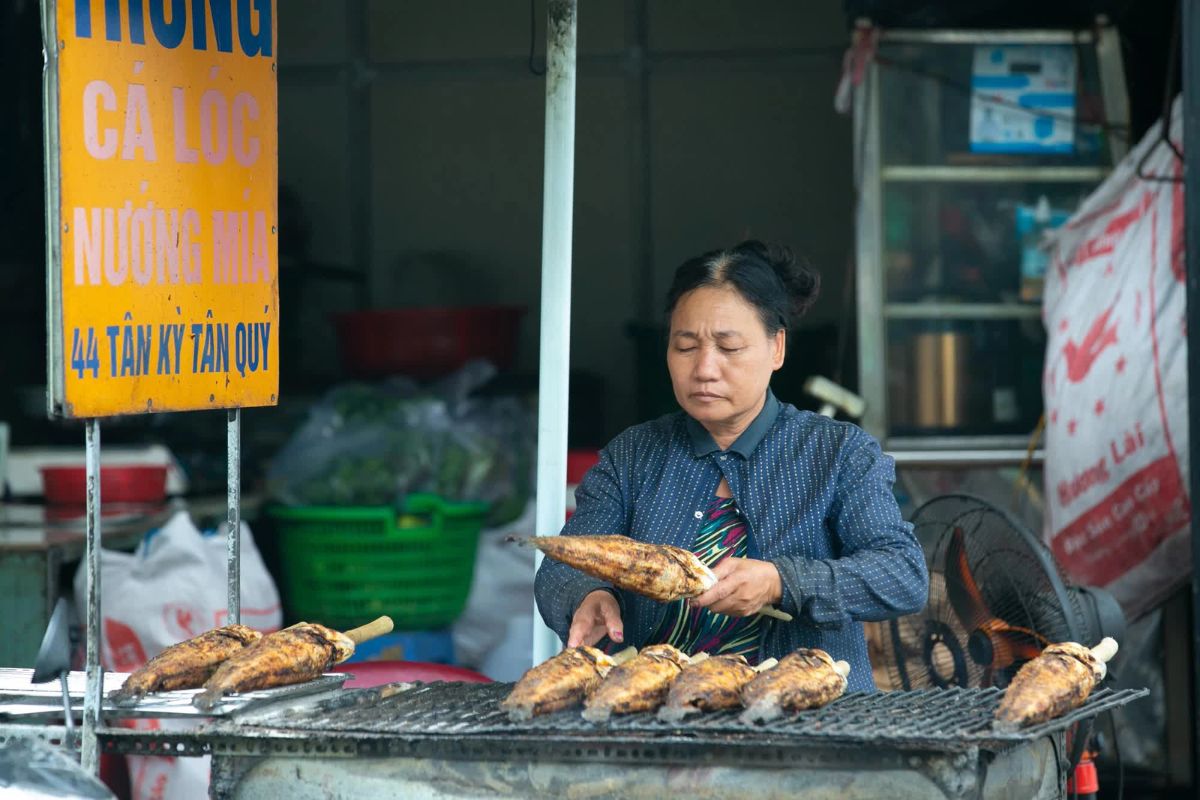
[694,511,703,519]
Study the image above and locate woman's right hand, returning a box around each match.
[568,590,624,648]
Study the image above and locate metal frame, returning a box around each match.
[1183,0,1200,785]
[853,24,1129,448]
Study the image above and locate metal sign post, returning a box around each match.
[40,0,279,771]
[532,0,579,666]
[227,409,241,624]
[81,420,102,772]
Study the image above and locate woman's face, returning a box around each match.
[667,285,785,432]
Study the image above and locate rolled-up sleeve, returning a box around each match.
[533,446,630,642]
[769,431,928,628]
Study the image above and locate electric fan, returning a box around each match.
[880,494,1126,693]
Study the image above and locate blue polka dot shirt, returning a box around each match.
[534,390,929,692]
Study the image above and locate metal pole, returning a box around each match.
[533,0,578,666]
[81,419,101,773]
[1183,0,1200,783]
[227,409,241,624]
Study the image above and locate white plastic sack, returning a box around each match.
[452,500,535,679]
[73,511,281,800]
[1043,97,1189,619]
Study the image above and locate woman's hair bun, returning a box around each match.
[730,240,821,319]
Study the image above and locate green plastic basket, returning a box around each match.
[269,494,489,631]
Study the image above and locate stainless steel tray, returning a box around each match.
[0,668,348,719]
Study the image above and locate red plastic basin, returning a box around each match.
[332,306,524,379]
[40,465,168,506]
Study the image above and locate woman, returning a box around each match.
[534,240,928,691]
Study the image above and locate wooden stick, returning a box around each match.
[754,658,779,673]
[759,605,793,622]
[343,616,394,645]
[612,646,639,665]
[1090,637,1118,663]
[833,660,851,678]
[687,652,711,666]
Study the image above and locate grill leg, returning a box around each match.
[209,754,261,800]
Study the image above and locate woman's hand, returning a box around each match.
[568,590,624,648]
[690,557,783,618]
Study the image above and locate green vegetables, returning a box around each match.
[268,368,532,526]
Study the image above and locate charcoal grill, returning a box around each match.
[93,681,1146,800]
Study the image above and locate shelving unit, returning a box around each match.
[853,25,1130,450]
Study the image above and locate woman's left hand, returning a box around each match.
[690,557,783,618]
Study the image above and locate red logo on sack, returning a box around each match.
[104,618,148,671]
[163,604,198,640]
[1062,300,1120,383]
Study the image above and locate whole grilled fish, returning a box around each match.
[109,624,262,706]
[740,648,849,723]
[658,654,777,723]
[192,623,354,712]
[500,645,626,721]
[513,535,716,602]
[994,638,1117,731]
[582,643,691,722]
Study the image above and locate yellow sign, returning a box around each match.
[45,0,278,417]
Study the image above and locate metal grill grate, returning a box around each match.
[236,682,1146,754]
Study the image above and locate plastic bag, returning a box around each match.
[72,512,282,800]
[267,360,533,525]
[0,739,114,799]
[452,499,536,678]
[1042,96,1189,619]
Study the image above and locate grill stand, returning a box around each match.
[204,737,1065,800]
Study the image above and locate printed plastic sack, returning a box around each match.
[1043,96,1189,619]
[73,512,281,800]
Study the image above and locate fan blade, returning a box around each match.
[944,527,990,629]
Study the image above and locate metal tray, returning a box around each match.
[0,668,348,720]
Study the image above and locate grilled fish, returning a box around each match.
[740,648,849,723]
[582,643,691,722]
[109,624,262,706]
[658,654,778,723]
[501,645,631,721]
[516,535,716,602]
[192,623,354,711]
[994,638,1117,731]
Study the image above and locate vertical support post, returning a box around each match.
[532,0,578,667]
[1183,0,1200,784]
[81,419,102,773]
[227,409,241,625]
[854,55,887,440]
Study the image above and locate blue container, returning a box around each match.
[345,629,455,665]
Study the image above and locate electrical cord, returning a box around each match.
[528,0,545,76]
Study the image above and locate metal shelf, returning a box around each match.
[881,30,1096,46]
[886,303,1042,320]
[882,165,1111,184]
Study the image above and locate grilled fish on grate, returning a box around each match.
[994,638,1118,731]
[582,643,691,722]
[740,648,849,723]
[658,654,778,723]
[500,645,633,721]
[109,624,262,706]
[192,623,355,712]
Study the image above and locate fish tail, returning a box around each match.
[192,688,222,712]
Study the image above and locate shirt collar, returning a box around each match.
[686,389,781,459]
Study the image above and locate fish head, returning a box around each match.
[663,546,717,595]
[1043,641,1105,683]
[301,623,356,664]
[640,644,690,668]
[227,624,263,645]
